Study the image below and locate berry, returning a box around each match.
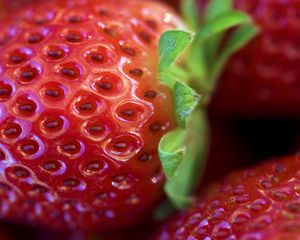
[155,155,300,239]
[0,0,180,232]
[209,0,300,119]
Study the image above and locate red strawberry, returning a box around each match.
[0,0,180,232]
[209,0,300,119]
[155,155,300,239]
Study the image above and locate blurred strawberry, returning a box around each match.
[155,155,300,239]
[207,0,300,119]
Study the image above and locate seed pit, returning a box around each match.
[3,122,22,139]
[84,118,114,141]
[149,122,162,132]
[114,142,127,149]
[111,173,133,190]
[98,82,113,90]
[66,14,84,23]
[59,140,83,157]
[62,68,76,77]
[97,9,110,16]
[25,29,48,44]
[41,114,65,134]
[144,90,157,99]
[0,81,13,101]
[15,97,38,116]
[83,159,107,176]
[139,32,151,43]
[63,29,86,43]
[7,48,32,65]
[129,68,143,77]
[8,166,30,179]
[138,152,152,162]
[44,45,67,60]
[74,94,99,115]
[25,9,56,25]
[103,27,117,37]
[41,82,66,101]
[90,52,104,63]
[17,62,42,84]
[94,72,124,96]
[41,160,62,172]
[117,102,145,122]
[85,46,114,65]
[120,46,136,56]
[31,184,49,195]
[59,62,82,80]
[107,134,142,159]
[63,178,80,188]
[19,139,39,155]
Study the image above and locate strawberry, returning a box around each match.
[207,0,300,119]
[154,155,300,239]
[0,0,181,232]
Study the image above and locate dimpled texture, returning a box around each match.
[209,0,300,119]
[0,0,178,232]
[155,155,300,240]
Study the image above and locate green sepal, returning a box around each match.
[163,110,208,209]
[187,10,253,88]
[159,128,186,178]
[205,0,232,22]
[174,82,200,128]
[209,23,260,90]
[181,0,199,30]
[204,0,232,70]
[159,29,200,127]
[159,30,194,89]
[195,11,251,40]
[157,0,259,211]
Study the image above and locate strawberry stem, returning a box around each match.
[157,0,259,211]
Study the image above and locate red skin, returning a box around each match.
[155,155,300,239]
[0,0,179,233]
[209,0,300,119]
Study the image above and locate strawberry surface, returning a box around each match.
[209,0,300,119]
[0,0,180,232]
[155,155,300,239]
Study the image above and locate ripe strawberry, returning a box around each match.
[209,0,300,119]
[0,0,180,232]
[155,155,300,239]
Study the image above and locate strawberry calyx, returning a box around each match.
[158,0,260,210]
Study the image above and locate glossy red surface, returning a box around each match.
[0,0,178,232]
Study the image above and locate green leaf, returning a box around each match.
[159,128,186,178]
[159,30,193,88]
[187,10,253,91]
[164,110,208,209]
[205,0,232,22]
[209,23,259,88]
[174,82,200,128]
[181,0,199,30]
[204,0,232,70]
[196,10,251,40]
